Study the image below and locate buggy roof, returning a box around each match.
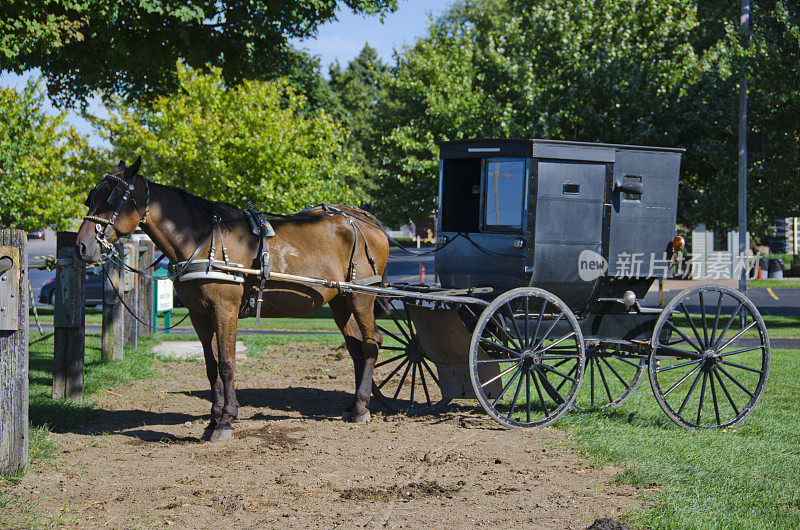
[437,138,684,162]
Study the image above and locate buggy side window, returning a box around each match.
[441,158,482,232]
[484,158,525,229]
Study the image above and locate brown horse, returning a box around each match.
[75,158,389,441]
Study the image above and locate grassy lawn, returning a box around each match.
[559,347,800,528]
[747,279,800,289]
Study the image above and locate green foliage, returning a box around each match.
[0,0,398,106]
[329,44,388,192]
[91,65,365,212]
[0,80,89,231]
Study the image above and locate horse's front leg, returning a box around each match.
[207,309,240,441]
[189,311,225,437]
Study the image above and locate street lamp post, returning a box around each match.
[738,0,749,293]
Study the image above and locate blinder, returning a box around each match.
[83,170,150,255]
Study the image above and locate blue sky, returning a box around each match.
[0,0,454,141]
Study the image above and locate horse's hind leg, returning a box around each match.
[191,311,224,438]
[329,295,371,422]
[332,293,381,423]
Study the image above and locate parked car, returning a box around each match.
[38,260,182,307]
[26,228,46,240]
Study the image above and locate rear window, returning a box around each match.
[484,158,526,229]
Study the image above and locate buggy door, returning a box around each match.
[436,158,527,292]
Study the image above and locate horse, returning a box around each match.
[75,158,390,441]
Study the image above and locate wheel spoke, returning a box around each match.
[409,363,417,404]
[531,367,549,415]
[418,361,432,406]
[677,370,704,415]
[540,354,582,359]
[718,366,754,398]
[482,362,519,388]
[710,292,724,346]
[696,371,709,425]
[657,358,702,373]
[713,369,740,416]
[680,302,705,348]
[538,331,577,353]
[600,356,631,389]
[525,372,532,422]
[390,309,413,343]
[392,362,412,400]
[479,337,520,358]
[716,320,758,352]
[492,368,521,408]
[595,358,614,402]
[531,300,547,348]
[710,371,722,425]
[380,346,406,351]
[713,302,745,349]
[478,357,521,364]
[655,343,702,359]
[590,357,595,406]
[376,353,407,368]
[507,371,525,420]
[524,297,530,348]
[421,358,440,386]
[616,356,644,369]
[665,321,703,353]
[505,303,526,352]
[377,325,408,347]
[719,345,764,357]
[663,363,702,397]
[490,313,522,350]
[699,292,709,347]
[539,362,577,383]
[535,366,566,405]
[721,360,764,374]
[555,362,578,392]
[533,312,564,351]
[377,359,407,389]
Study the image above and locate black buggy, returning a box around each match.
[369,138,770,430]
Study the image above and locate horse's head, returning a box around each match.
[75,157,149,263]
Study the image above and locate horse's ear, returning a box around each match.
[127,156,142,177]
[114,160,125,173]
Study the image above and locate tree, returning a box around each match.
[0,0,397,106]
[373,0,707,226]
[329,44,388,192]
[91,65,365,213]
[0,81,89,231]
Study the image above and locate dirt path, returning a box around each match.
[10,344,640,528]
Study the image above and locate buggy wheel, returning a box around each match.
[371,299,450,415]
[649,284,770,429]
[573,346,646,411]
[469,287,585,428]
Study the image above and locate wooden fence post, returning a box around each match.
[53,231,85,401]
[0,229,28,475]
[102,242,124,361]
[137,241,154,337]
[122,239,138,348]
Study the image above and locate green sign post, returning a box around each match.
[152,268,174,334]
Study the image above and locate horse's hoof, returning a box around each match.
[343,410,371,423]
[204,426,234,442]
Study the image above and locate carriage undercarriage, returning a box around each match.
[370,282,770,430]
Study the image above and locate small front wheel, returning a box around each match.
[469,288,585,428]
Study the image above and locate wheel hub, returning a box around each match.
[522,350,541,368]
[701,349,722,367]
[404,341,424,362]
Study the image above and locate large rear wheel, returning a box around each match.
[469,288,585,428]
[649,284,770,429]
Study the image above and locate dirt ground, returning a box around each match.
[9,344,641,528]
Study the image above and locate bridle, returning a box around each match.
[84,171,150,253]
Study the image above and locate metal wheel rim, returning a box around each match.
[469,287,585,428]
[372,299,450,415]
[649,284,770,429]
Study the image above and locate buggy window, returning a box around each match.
[484,158,525,229]
[441,158,482,232]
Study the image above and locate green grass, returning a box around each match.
[558,347,800,528]
[748,279,800,289]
